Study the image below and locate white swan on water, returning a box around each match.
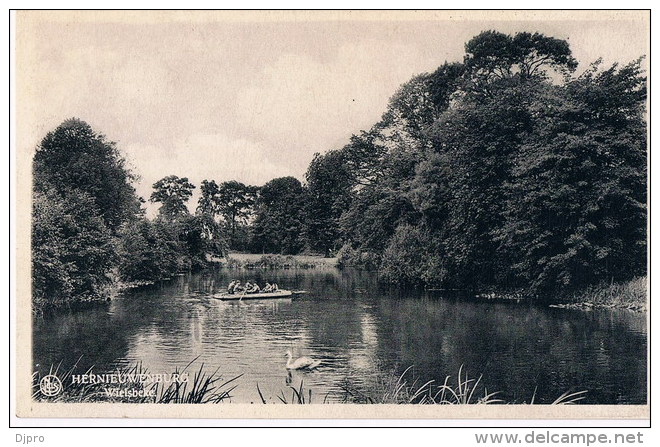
[285,349,321,370]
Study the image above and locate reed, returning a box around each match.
[257,381,333,404]
[426,365,503,404]
[564,276,647,311]
[337,365,586,405]
[337,365,437,404]
[152,360,241,404]
[33,358,240,403]
[277,380,314,404]
[549,390,589,405]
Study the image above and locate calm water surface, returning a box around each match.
[33,268,647,404]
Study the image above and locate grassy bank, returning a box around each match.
[551,276,647,312]
[223,253,338,269]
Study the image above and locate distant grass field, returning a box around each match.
[225,253,338,268]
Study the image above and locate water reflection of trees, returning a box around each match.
[370,298,647,404]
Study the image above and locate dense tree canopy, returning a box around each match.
[117,218,179,282]
[499,59,647,293]
[335,30,646,296]
[32,123,225,310]
[32,187,117,308]
[463,30,578,90]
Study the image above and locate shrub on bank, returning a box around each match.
[565,276,647,310]
[32,188,117,312]
[378,224,444,285]
[117,219,179,282]
[336,244,379,270]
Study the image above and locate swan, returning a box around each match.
[285,349,321,370]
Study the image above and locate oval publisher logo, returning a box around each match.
[39,374,63,397]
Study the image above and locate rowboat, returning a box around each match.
[213,289,293,301]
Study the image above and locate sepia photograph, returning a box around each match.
[13,10,649,421]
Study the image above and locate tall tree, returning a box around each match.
[304,151,353,256]
[197,180,257,250]
[33,118,141,232]
[217,181,258,241]
[197,179,222,217]
[462,30,578,95]
[250,177,306,254]
[404,30,581,289]
[32,119,141,309]
[150,175,195,220]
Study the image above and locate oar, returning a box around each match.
[238,288,248,302]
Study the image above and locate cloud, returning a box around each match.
[18,15,648,221]
[234,40,434,156]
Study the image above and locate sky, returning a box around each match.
[16,11,649,216]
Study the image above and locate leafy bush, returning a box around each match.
[32,187,116,310]
[378,224,444,285]
[336,244,379,270]
[117,218,179,282]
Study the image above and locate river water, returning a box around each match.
[33,268,647,404]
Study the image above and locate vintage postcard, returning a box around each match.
[13,10,649,422]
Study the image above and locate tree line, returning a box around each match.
[32,31,647,309]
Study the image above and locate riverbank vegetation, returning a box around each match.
[32,30,646,311]
[333,32,646,302]
[223,253,338,269]
[552,276,647,311]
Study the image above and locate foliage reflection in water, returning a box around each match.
[33,268,647,404]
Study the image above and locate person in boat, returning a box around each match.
[263,282,273,293]
[227,280,238,294]
[272,283,279,291]
[242,281,260,294]
[236,281,246,293]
